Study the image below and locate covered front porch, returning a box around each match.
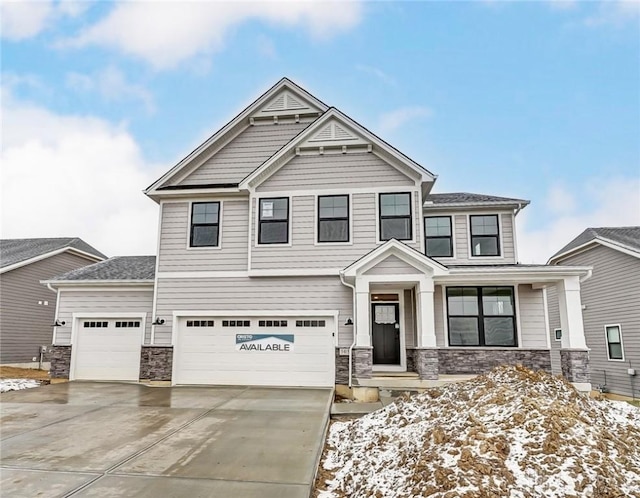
[339,240,592,390]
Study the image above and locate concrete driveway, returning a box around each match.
[0,382,332,498]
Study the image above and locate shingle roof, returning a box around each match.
[0,238,107,269]
[550,227,640,260]
[50,256,156,281]
[425,192,530,207]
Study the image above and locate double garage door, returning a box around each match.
[173,315,336,387]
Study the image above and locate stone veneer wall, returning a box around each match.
[414,349,439,380]
[353,347,373,379]
[50,345,72,379]
[438,349,552,375]
[406,348,416,374]
[560,349,590,383]
[335,349,349,384]
[140,347,173,381]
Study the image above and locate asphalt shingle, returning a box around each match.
[50,256,156,281]
[425,192,530,206]
[551,227,640,260]
[0,238,107,269]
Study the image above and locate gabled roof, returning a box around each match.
[549,227,640,263]
[45,256,156,283]
[0,238,106,274]
[240,107,436,190]
[424,192,530,209]
[145,78,329,197]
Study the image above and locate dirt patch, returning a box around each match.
[0,366,50,381]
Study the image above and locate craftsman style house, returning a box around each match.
[46,78,592,394]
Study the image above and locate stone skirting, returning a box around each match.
[353,347,373,379]
[560,349,590,383]
[335,349,349,384]
[140,347,173,381]
[438,349,552,375]
[414,348,439,380]
[50,345,72,379]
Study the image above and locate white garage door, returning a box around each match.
[174,316,335,387]
[73,319,142,381]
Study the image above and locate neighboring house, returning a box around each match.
[44,78,592,395]
[0,238,106,367]
[548,227,640,399]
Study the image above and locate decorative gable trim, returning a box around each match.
[252,89,321,120]
[302,118,369,148]
[0,248,105,275]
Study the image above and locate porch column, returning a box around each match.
[557,276,590,389]
[415,276,438,380]
[355,279,371,347]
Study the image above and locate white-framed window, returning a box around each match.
[259,197,289,244]
[318,194,349,243]
[470,214,500,256]
[379,192,412,241]
[554,328,562,341]
[605,324,624,361]
[190,202,220,247]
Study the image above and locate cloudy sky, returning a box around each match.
[1,0,639,262]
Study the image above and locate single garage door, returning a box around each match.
[174,316,335,387]
[73,319,142,381]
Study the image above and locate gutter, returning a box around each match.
[339,271,357,388]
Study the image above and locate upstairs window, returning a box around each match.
[470,215,500,256]
[259,198,289,244]
[190,202,220,247]
[605,325,624,360]
[425,216,453,257]
[379,192,412,241]
[318,195,349,243]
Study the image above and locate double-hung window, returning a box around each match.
[318,195,349,243]
[470,215,500,256]
[605,325,624,360]
[447,286,517,347]
[259,198,289,244]
[190,202,220,247]
[379,192,412,241]
[425,216,452,257]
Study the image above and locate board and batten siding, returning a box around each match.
[0,252,98,363]
[153,276,353,347]
[178,122,310,186]
[551,245,640,398]
[159,199,249,272]
[251,192,422,270]
[257,152,416,192]
[434,284,547,349]
[55,290,154,345]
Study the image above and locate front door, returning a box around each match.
[371,303,400,365]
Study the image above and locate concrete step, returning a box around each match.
[355,374,477,390]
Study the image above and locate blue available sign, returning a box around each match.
[235,334,294,352]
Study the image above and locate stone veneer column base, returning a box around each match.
[560,349,590,384]
[334,349,349,385]
[140,347,173,381]
[414,348,439,380]
[50,345,72,379]
[353,347,373,379]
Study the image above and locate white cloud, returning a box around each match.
[517,176,640,263]
[355,65,396,86]
[0,0,89,41]
[66,66,155,112]
[584,0,640,27]
[378,106,433,134]
[1,88,162,256]
[59,1,363,69]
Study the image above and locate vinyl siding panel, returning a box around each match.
[517,284,547,348]
[364,255,421,275]
[158,199,248,272]
[179,122,309,185]
[257,152,415,192]
[154,276,353,346]
[251,192,422,270]
[55,290,153,345]
[0,253,100,363]
[553,245,640,398]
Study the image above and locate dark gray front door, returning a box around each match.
[371,303,400,365]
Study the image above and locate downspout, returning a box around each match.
[339,271,357,388]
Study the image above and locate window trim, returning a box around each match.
[424,215,453,258]
[468,214,502,258]
[604,324,625,361]
[554,328,562,342]
[378,191,413,242]
[188,201,222,249]
[446,286,518,347]
[316,194,351,244]
[258,197,290,245]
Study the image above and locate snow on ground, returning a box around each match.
[0,379,41,393]
[317,366,640,497]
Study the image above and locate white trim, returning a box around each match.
[43,282,154,290]
[467,212,505,260]
[313,192,353,246]
[247,194,253,271]
[514,284,523,348]
[604,323,625,362]
[554,328,562,342]
[151,201,163,345]
[542,287,551,349]
[173,309,339,317]
[370,289,407,372]
[156,269,344,278]
[441,285,449,347]
[52,287,62,345]
[1,247,104,274]
[256,185,421,198]
[254,195,292,247]
[186,200,224,251]
[159,192,246,203]
[511,212,520,263]
[549,237,640,264]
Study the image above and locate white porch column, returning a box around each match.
[416,276,437,348]
[355,279,371,347]
[557,276,587,350]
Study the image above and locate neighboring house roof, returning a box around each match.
[424,192,530,209]
[0,238,106,274]
[549,227,640,263]
[46,256,156,283]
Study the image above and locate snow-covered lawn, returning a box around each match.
[317,366,640,497]
[0,379,41,393]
